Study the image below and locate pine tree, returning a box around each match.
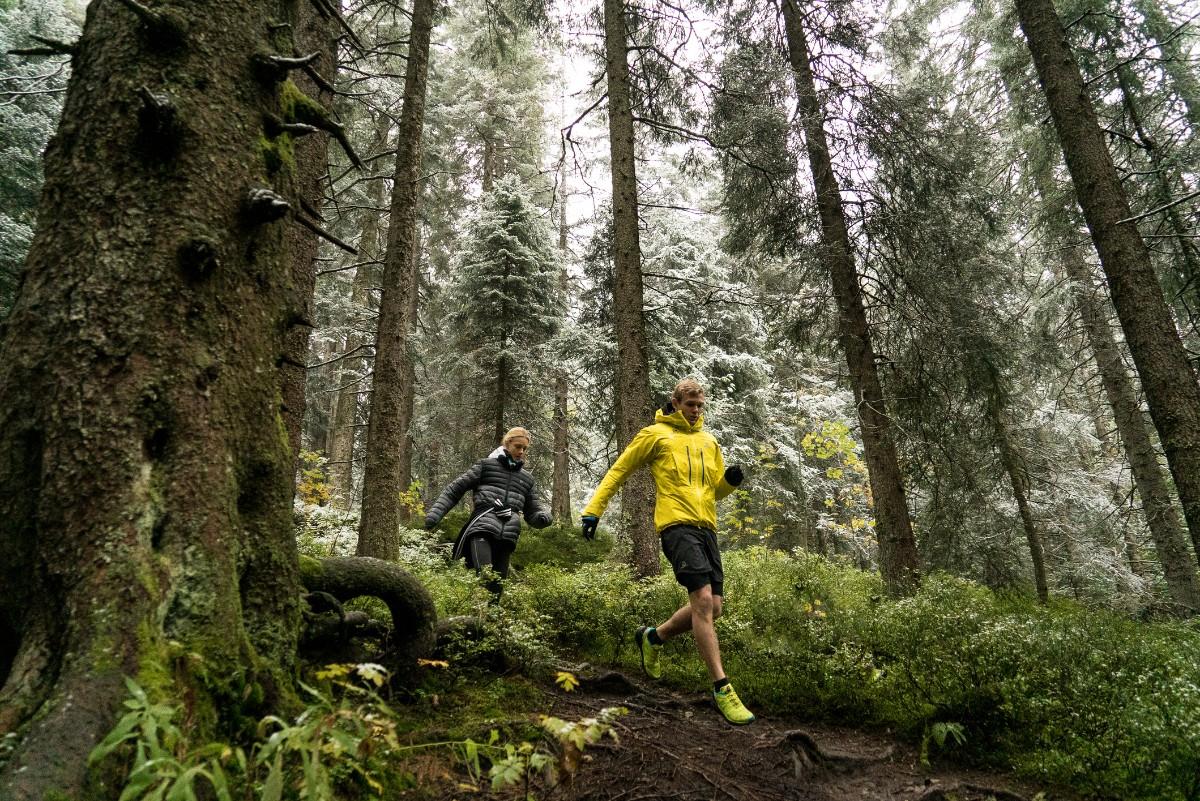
[1015,0,1200,564]
[447,175,562,442]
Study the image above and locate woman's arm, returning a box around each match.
[425,462,483,527]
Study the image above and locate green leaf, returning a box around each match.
[261,752,283,801]
[89,711,142,764]
[208,761,233,801]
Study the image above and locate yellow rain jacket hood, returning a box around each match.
[583,407,737,533]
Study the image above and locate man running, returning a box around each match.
[580,378,755,724]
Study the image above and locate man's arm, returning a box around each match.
[582,426,658,518]
[713,442,739,501]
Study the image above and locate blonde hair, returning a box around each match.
[502,427,532,446]
[671,378,705,402]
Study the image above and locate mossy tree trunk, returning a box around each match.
[394,223,422,519]
[603,0,658,578]
[781,0,920,596]
[0,1,335,797]
[1016,0,1200,565]
[359,0,434,559]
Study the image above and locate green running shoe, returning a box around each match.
[634,626,663,679]
[713,683,756,725]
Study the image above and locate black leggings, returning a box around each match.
[466,535,514,596]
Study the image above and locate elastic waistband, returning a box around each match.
[659,523,715,537]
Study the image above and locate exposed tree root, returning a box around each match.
[299,556,436,675]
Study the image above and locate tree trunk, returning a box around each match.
[1015,0,1200,565]
[1064,251,1200,611]
[0,2,328,796]
[603,0,658,577]
[781,0,920,595]
[1109,58,1200,355]
[394,223,422,517]
[280,4,338,469]
[552,180,571,520]
[359,0,434,560]
[329,116,391,510]
[987,386,1050,604]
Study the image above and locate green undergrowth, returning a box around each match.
[500,545,1200,801]
[91,659,622,801]
[294,504,1200,800]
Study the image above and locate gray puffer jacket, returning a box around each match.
[425,448,552,543]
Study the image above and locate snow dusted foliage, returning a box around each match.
[0,0,83,317]
[444,175,563,449]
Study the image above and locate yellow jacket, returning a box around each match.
[583,408,737,532]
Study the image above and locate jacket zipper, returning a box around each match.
[700,450,706,485]
[503,469,514,513]
[687,448,692,484]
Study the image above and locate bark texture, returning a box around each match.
[1016,0,1200,564]
[358,0,434,559]
[604,0,658,577]
[0,2,327,797]
[394,225,422,515]
[781,0,920,595]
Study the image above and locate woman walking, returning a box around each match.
[425,427,552,597]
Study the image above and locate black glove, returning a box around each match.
[581,515,599,541]
[424,516,438,530]
[724,465,744,487]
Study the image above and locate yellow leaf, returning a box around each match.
[556,671,580,692]
[418,659,450,669]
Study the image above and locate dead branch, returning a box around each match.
[294,213,359,255]
[9,35,76,57]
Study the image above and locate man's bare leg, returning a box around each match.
[655,586,725,681]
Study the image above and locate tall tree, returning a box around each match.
[552,177,572,520]
[447,176,561,442]
[603,0,658,577]
[359,0,435,559]
[1015,0,1200,563]
[780,0,920,595]
[1062,246,1200,611]
[327,115,392,509]
[0,1,333,795]
[280,0,340,466]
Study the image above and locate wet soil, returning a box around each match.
[401,669,1061,801]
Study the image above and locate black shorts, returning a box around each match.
[660,524,723,596]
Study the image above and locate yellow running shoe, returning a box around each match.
[713,683,756,725]
[634,626,663,679]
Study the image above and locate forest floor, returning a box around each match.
[396,669,1060,801]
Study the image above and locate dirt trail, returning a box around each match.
[526,672,1046,801]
